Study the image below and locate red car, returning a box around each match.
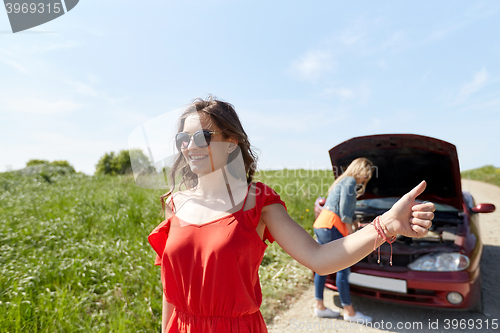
[315,134,495,311]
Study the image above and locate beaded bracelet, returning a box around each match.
[372,216,397,266]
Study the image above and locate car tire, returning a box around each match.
[333,294,342,308]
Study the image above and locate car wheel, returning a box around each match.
[333,293,342,308]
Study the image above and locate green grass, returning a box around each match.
[461,165,500,188]
[0,167,335,331]
[254,169,335,322]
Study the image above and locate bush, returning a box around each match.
[26,159,49,166]
[95,149,153,176]
[113,150,132,175]
[24,160,76,174]
[17,165,76,180]
[50,160,75,171]
[95,152,116,175]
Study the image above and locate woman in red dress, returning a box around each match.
[148,96,435,333]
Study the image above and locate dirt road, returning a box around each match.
[267,179,500,333]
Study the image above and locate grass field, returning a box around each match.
[461,165,500,188]
[0,166,334,332]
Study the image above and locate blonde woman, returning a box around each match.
[313,157,374,321]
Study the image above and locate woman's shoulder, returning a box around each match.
[253,182,279,196]
[339,176,356,186]
[253,181,272,191]
[252,182,287,209]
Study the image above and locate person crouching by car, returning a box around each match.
[313,157,374,322]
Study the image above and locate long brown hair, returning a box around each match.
[160,96,258,211]
[328,157,374,198]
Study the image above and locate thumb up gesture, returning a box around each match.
[381,181,435,238]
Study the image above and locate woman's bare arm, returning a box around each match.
[262,181,434,276]
[161,199,175,333]
[162,295,174,333]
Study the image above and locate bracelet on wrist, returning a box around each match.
[372,215,396,266]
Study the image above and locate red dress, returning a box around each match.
[148,182,287,333]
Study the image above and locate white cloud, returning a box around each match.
[426,24,462,42]
[67,80,100,97]
[86,73,100,84]
[1,97,81,114]
[242,110,316,134]
[0,41,79,76]
[66,78,130,105]
[458,96,500,115]
[377,59,388,69]
[321,87,355,100]
[5,41,80,55]
[425,3,500,44]
[333,18,406,56]
[30,132,66,143]
[461,68,488,96]
[319,81,371,104]
[414,70,431,89]
[289,50,334,82]
[366,117,382,130]
[338,17,372,46]
[0,48,30,74]
[29,41,80,53]
[452,68,488,105]
[340,30,364,45]
[0,59,30,74]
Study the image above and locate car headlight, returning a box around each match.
[408,252,470,271]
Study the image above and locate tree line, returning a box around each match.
[25,149,153,176]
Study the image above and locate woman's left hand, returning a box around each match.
[381,181,435,238]
[314,197,325,219]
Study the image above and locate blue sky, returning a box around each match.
[1,0,500,175]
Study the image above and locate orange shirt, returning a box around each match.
[313,209,349,237]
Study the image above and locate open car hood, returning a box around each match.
[328,134,463,209]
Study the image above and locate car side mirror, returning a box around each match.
[471,203,496,213]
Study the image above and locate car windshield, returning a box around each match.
[356,197,459,213]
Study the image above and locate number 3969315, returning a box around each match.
[5,3,62,14]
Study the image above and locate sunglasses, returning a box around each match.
[175,130,222,150]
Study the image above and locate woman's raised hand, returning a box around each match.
[381,181,435,238]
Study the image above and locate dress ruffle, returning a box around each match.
[148,219,170,266]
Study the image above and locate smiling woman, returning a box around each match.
[146,96,436,333]
[163,98,257,201]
